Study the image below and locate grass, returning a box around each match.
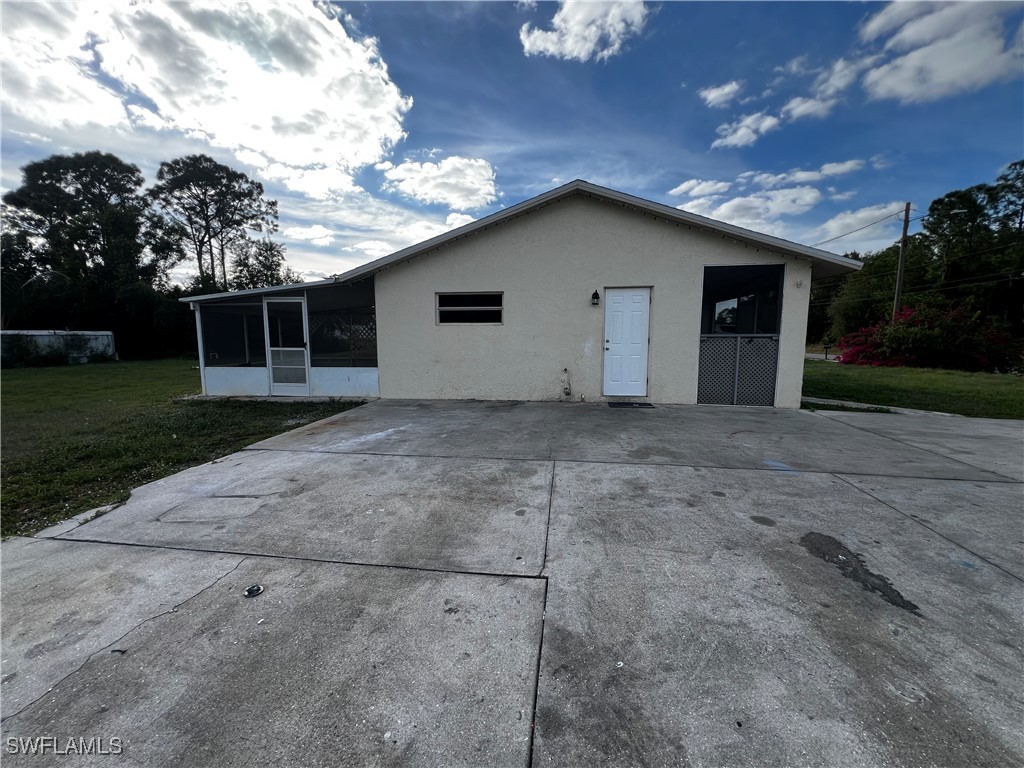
[1,360,361,537]
[802,359,1024,419]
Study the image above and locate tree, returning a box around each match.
[0,206,51,329]
[828,236,934,339]
[149,155,278,290]
[229,238,302,290]
[822,160,1024,345]
[990,159,1024,236]
[3,151,148,282]
[1,153,185,351]
[1,152,187,356]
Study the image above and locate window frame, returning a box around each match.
[435,291,504,325]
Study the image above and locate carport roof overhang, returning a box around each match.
[181,179,862,304]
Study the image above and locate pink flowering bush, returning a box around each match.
[836,306,1019,372]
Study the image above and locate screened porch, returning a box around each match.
[194,278,379,398]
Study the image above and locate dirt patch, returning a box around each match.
[750,515,776,527]
[799,532,921,615]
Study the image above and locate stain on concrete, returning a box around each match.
[799,532,921,615]
[956,559,983,572]
[538,624,691,766]
[750,515,777,527]
[762,459,801,474]
[626,446,687,462]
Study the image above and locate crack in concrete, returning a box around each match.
[540,462,556,576]
[51,535,547,582]
[832,473,1024,584]
[0,556,249,724]
[526,577,550,768]
[814,411,1020,483]
[239,447,1019,484]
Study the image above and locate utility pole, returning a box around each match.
[891,201,912,322]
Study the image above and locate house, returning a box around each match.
[182,180,861,407]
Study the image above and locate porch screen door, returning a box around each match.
[265,299,309,396]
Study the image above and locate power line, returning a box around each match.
[807,274,1019,308]
[809,240,1023,288]
[811,209,904,247]
[809,268,1019,305]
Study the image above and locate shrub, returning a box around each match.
[836,306,1019,372]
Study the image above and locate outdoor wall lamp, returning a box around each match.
[591,290,601,306]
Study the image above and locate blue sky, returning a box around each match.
[1,1,1021,282]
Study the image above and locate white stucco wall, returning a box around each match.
[774,260,812,408]
[202,367,381,398]
[309,368,380,398]
[204,367,270,396]
[374,196,813,407]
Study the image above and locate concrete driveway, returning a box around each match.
[2,400,1022,767]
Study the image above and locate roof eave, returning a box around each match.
[178,276,341,304]
[330,179,862,285]
[182,179,863,302]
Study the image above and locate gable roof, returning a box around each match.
[183,179,861,303]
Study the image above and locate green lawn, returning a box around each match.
[1,360,361,537]
[802,360,1024,419]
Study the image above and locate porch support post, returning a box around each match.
[192,303,208,396]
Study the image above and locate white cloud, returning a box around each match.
[342,240,396,259]
[882,2,988,52]
[668,179,732,197]
[710,111,780,149]
[813,56,878,99]
[263,163,361,199]
[828,187,857,202]
[698,80,743,108]
[445,212,477,229]
[774,55,814,76]
[1,1,413,200]
[339,240,395,262]
[338,212,476,263]
[859,2,938,42]
[676,196,722,218]
[751,170,822,187]
[283,224,335,247]
[775,4,1020,130]
[749,159,864,188]
[382,156,497,210]
[870,153,892,170]
[1,4,132,130]
[520,0,648,62]
[0,0,504,282]
[820,159,864,176]
[815,202,905,244]
[678,186,822,233]
[781,96,837,120]
[777,56,880,123]
[862,7,1023,104]
[234,149,270,170]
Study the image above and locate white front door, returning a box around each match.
[265,298,310,396]
[603,287,650,396]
